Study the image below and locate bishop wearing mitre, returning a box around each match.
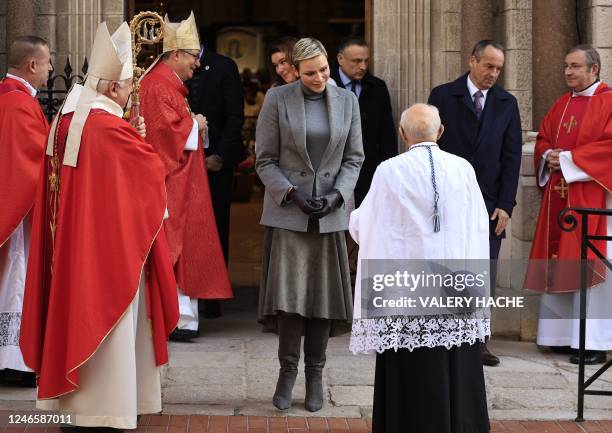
[140,12,232,341]
[19,21,179,430]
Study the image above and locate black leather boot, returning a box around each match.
[273,313,303,410]
[303,318,330,412]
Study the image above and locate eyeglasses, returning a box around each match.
[180,50,201,61]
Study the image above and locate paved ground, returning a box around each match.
[1,413,612,432]
[2,287,612,423]
[2,193,612,430]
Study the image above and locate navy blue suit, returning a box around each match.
[428,73,521,295]
[427,73,522,243]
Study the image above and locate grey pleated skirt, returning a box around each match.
[258,225,353,337]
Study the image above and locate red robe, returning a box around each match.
[19,109,179,399]
[0,77,49,246]
[140,62,232,300]
[525,84,612,293]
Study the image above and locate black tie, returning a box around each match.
[350,80,358,95]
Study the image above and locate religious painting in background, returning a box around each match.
[216,28,264,74]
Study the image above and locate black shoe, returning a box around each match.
[202,300,222,319]
[0,369,37,387]
[570,350,607,365]
[550,346,577,355]
[481,343,500,367]
[19,371,37,387]
[169,328,198,342]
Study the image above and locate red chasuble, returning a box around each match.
[0,77,49,246]
[140,62,232,300]
[525,83,611,293]
[19,109,179,399]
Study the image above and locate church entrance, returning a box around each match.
[127,0,368,289]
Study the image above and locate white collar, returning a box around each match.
[91,92,124,118]
[572,80,601,97]
[467,74,489,99]
[6,73,37,97]
[60,84,124,118]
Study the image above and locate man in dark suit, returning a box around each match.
[188,45,244,317]
[428,40,522,367]
[330,37,397,206]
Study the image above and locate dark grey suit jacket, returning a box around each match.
[255,81,364,233]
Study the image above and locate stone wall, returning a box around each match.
[0,0,6,72]
[579,0,612,84]
[430,0,461,88]
[0,0,124,76]
[372,0,433,138]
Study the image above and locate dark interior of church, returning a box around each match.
[129,0,366,81]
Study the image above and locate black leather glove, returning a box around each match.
[310,190,343,219]
[288,188,324,215]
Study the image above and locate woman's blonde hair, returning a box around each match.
[292,37,328,69]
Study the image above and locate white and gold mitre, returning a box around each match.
[162,11,200,52]
[89,21,133,81]
[47,21,134,167]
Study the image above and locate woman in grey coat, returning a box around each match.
[255,37,364,412]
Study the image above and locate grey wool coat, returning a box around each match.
[255,80,364,233]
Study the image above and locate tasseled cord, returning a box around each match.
[427,146,441,233]
[410,144,441,232]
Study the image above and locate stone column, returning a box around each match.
[430,0,462,87]
[532,0,576,130]
[101,0,124,33]
[460,0,493,70]
[55,0,102,81]
[37,0,57,64]
[372,0,431,129]
[6,0,37,45]
[494,0,537,341]
[0,0,7,73]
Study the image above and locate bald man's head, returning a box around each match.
[399,103,443,147]
[7,35,53,90]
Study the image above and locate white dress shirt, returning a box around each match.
[467,74,489,108]
[339,67,362,97]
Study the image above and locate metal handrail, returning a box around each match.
[558,207,612,422]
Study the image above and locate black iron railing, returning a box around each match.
[38,57,88,122]
[558,207,612,422]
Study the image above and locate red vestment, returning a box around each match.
[0,77,49,246]
[19,109,179,399]
[140,63,232,299]
[525,84,611,293]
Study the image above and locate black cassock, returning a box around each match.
[373,343,489,433]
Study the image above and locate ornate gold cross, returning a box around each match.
[553,178,569,199]
[563,115,577,134]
